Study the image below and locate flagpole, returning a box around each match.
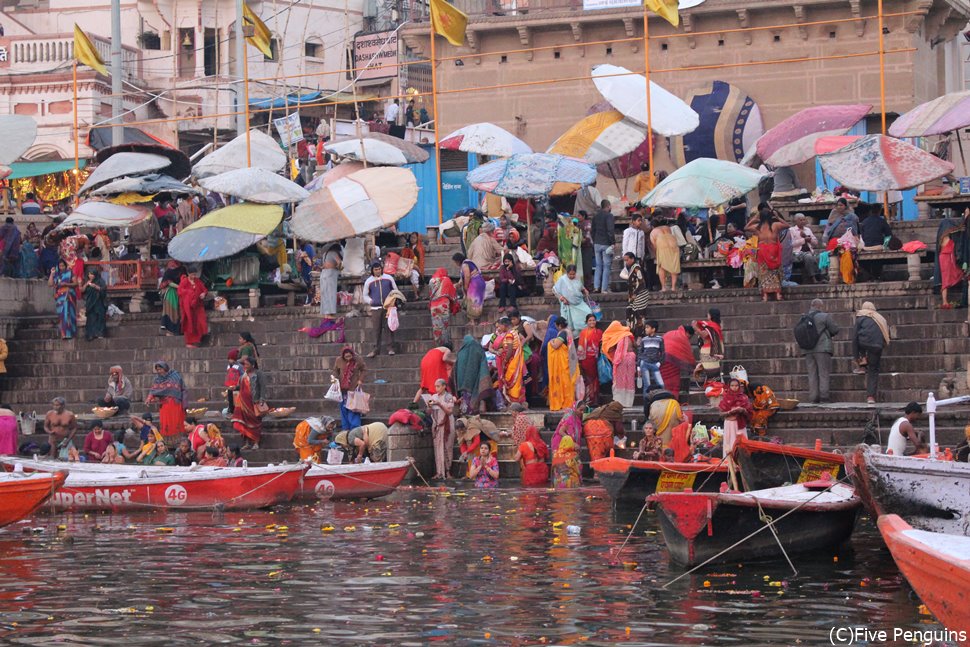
[73,60,80,206]
[642,5,655,192]
[243,46,252,167]
[877,0,890,218]
[428,22,444,227]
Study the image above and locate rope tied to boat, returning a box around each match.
[755,497,799,577]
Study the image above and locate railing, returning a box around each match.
[86,260,160,292]
[2,33,141,81]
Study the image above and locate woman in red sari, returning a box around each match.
[415,346,456,400]
[718,378,752,456]
[514,425,549,486]
[232,356,266,449]
[577,313,602,407]
[145,361,186,444]
[660,324,696,399]
[177,270,208,348]
[491,317,526,406]
[428,267,459,346]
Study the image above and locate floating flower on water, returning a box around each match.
[388,524,400,529]
[344,526,356,531]
[703,581,711,588]
[268,571,282,579]
[484,632,491,639]
[321,525,335,532]
[510,556,519,562]
[265,524,277,530]
[482,555,492,562]
[313,628,321,633]
[156,527,174,533]
[552,521,564,528]
[232,528,241,533]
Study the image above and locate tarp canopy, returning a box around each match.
[56,201,151,230]
[87,127,174,151]
[7,159,87,180]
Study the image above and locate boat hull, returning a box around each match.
[649,484,860,567]
[0,473,67,528]
[47,466,305,512]
[733,437,845,491]
[590,457,729,505]
[877,515,970,645]
[298,460,411,501]
[846,444,970,535]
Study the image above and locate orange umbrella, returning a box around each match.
[547,110,647,164]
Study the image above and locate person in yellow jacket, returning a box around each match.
[293,416,337,462]
[0,337,7,374]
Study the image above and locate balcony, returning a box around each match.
[0,33,142,82]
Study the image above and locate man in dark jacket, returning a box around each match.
[800,298,840,403]
[591,200,615,294]
[852,301,889,405]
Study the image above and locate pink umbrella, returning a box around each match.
[755,104,871,168]
[813,136,861,156]
[817,134,954,191]
[889,90,970,137]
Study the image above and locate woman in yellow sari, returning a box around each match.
[490,317,526,406]
[546,316,580,412]
[552,434,582,488]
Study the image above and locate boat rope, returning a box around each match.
[661,477,852,589]
[755,498,799,577]
[222,468,297,506]
[304,459,411,489]
[610,498,650,564]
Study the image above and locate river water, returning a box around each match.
[0,485,949,646]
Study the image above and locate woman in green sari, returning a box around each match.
[454,334,492,415]
[557,214,583,280]
[159,260,185,335]
[82,266,108,340]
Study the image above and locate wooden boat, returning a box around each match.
[0,472,67,528]
[299,460,412,501]
[732,437,845,491]
[1,461,307,512]
[648,481,860,567]
[846,444,970,535]
[877,515,970,645]
[590,456,730,505]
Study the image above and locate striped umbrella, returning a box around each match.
[290,167,418,243]
[198,168,309,204]
[818,134,955,191]
[56,201,152,230]
[304,162,365,193]
[754,103,871,168]
[889,91,970,137]
[440,123,533,157]
[168,203,284,262]
[466,153,597,198]
[546,110,647,164]
[193,130,287,178]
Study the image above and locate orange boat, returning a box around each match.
[0,472,67,528]
[877,515,970,646]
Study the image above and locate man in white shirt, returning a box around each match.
[384,99,400,125]
[622,213,646,262]
[788,213,820,284]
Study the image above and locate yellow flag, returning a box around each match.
[429,0,468,47]
[243,4,274,59]
[73,24,108,76]
[645,0,680,27]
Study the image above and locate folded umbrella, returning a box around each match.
[889,90,970,138]
[79,152,173,194]
[754,103,871,168]
[56,201,151,230]
[467,153,597,198]
[193,130,287,178]
[291,167,418,243]
[198,167,309,204]
[167,203,284,262]
[547,110,647,165]
[591,64,699,137]
[441,123,533,157]
[817,134,955,191]
[325,138,408,166]
[641,158,765,209]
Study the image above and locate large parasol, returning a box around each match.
[889,90,970,138]
[0,115,38,179]
[590,64,699,137]
[546,110,647,165]
[817,134,955,191]
[327,133,429,164]
[290,167,418,243]
[324,138,410,166]
[167,203,284,262]
[78,152,172,194]
[466,153,597,197]
[641,158,765,209]
[304,162,366,193]
[193,130,287,179]
[440,123,533,157]
[198,168,309,204]
[754,104,871,168]
[91,173,201,197]
[56,201,152,230]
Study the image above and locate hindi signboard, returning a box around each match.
[352,30,398,81]
[273,111,304,146]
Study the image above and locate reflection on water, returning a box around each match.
[0,485,948,645]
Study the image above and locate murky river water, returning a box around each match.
[0,485,950,646]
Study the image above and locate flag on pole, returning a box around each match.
[73,24,109,76]
[429,0,468,47]
[645,0,680,27]
[243,4,274,58]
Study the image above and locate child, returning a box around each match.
[223,349,242,415]
[469,443,499,488]
[637,320,665,398]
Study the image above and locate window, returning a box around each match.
[605,46,612,56]
[717,39,724,46]
[264,38,279,62]
[661,42,668,51]
[305,41,323,59]
[500,54,507,63]
[773,34,781,42]
[553,50,560,59]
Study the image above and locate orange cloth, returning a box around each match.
[600,320,632,363]
[293,420,323,461]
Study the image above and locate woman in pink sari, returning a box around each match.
[601,321,636,408]
[660,324,696,399]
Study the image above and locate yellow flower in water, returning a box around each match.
[344,526,356,531]
[388,524,400,529]
[156,527,174,533]
[265,524,277,530]
[321,526,335,532]
[552,521,564,528]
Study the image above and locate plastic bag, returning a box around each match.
[107,304,124,318]
[730,364,748,384]
[483,279,496,301]
[346,387,371,414]
[325,378,343,402]
[587,299,603,322]
[327,448,345,465]
[597,353,613,384]
[387,306,400,332]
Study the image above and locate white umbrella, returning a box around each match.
[193,130,287,178]
[440,123,533,157]
[591,64,700,137]
[56,201,151,229]
[0,115,38,165]
[324,138,409,166]
[198,168,310,204]
[641,158,765,209]
[79,152,173,194]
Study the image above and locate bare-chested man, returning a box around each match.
[44,397,77,458]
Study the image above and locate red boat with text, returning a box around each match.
[0,471,67,528]
[732,437,845,491]
[298,460,412,501]
[877,515,970,645]
[590,456,730,505]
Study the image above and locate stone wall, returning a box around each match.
[0,278,54,318]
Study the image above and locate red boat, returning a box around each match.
[590,456,730,506]
[648,481,861,567]
[877,515,970,645]
[0,472,67,528]
[299,460,412,501]
[732,437,845,491]
[9,463,307,512]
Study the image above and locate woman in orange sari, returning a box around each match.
[601,321,636,408]
[514,425,550,486]
[177,270,208,348]
[491,317,526,406]
[546,316,580,411]
[428,267,459,346]
[232,356,266,449]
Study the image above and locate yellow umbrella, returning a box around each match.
[167,203,284,262]
[547,110,648,165]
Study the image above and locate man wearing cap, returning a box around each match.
[788,213,821,284]
[43,396,76,459]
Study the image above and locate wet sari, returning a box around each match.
[552,435,582,489]
[602,322,636,408]
[551,406,583,454]
[83,274,108,340]
[53,269,77,339]
[547,329,579,412]
[583,419,613,462]
[577,326,603,406]
[553,273,592,333]
[148,362,186,439]
[518,426,550,487]
[232,370,263,444]
[493,332,526,405]
[159,264,184,335]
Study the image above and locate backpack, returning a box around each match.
[794,312,822,350]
